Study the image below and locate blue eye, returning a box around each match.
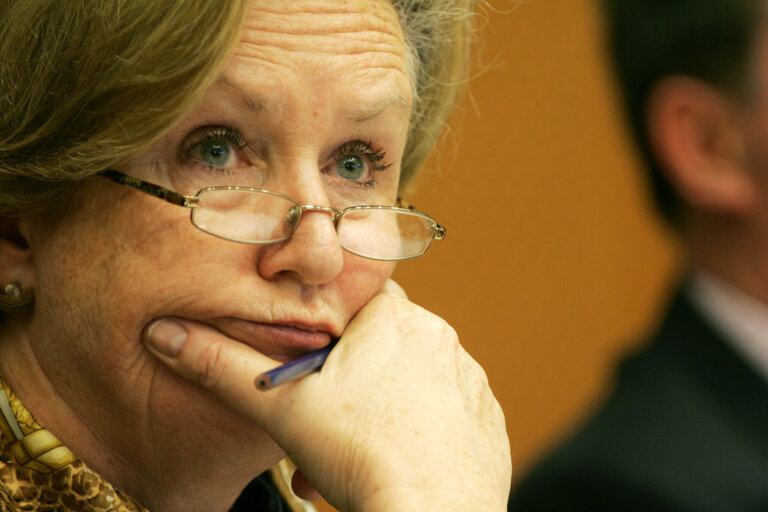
[336,155,367,181]
[200,140,232,168]
[327,140,393,189]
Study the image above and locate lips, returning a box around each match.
[205,317,335,362]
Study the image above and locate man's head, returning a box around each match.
[601,0,765,223]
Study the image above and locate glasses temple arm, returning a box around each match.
[98,170,197,207]
[397,197,446,241]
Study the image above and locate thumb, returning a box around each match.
[143,317,287,425]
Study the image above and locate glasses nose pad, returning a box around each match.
[284,206,302,231]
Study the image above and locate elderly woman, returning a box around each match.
[0,1,511,511]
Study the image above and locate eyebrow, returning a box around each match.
[217,75,410,121]
[217,75,266,112]
[346,94,411,122]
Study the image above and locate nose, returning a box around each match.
[256,205,345,285]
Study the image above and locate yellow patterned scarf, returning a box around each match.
[0,378,313,512]
[0,378,147,511]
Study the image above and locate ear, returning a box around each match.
[647,76,755,215]
[0,216,35,290]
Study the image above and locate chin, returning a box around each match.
[160,366,276,451]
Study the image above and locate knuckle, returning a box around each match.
[485,386,504,419]
[485,388,508,440]
[381,279,408,298]
[464,356,490,386]
[418,314,460,357]
[457,353,498,404]
[369,292,410,314]
[408,306,455,338]
[439,320,459,344]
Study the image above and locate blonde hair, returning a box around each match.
[393,0,476,189]
[0,0,475,310]
[0,0,249,216]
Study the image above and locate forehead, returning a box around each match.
[225,0,412,112]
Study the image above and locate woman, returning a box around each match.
[0,1,511,511]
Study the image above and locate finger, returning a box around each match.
[143,317,286,425]
[291,469,322,501]
[380,278,407,299]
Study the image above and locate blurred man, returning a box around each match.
[509,1,768,510]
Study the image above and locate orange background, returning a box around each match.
[316,0,680,509]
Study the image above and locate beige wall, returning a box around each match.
[316,0,680,509]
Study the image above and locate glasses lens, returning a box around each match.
[338,208,436,260]
[192,188,298,243]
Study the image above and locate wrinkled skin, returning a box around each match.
[0,1,511,511]
[147,280,512,511]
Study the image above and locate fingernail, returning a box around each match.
[145,319,187,358]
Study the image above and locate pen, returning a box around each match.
[255,341,337,391]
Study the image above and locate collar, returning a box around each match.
[687,270,768,383]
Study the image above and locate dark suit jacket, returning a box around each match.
[509,290,768,511]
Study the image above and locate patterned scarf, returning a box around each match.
[0,378,313,512]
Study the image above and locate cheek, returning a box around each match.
[335,256,395,312]
[30,194,195,338]
[29,185,397,360]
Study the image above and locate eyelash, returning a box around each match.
[334,140,393,188]
[179,126,393,186]
[178,125,248,173]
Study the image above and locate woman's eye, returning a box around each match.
[327,140,392,188]
[180,126,248,173]
[199,140,235,168]
[336,155,368,181]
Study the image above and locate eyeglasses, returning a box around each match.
[98,170,445,261]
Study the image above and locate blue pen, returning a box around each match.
[255,341,336,391]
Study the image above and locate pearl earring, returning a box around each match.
[3,281,21,297]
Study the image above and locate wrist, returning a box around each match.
[353,486,506,512]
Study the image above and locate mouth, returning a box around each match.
[204,317,335,363]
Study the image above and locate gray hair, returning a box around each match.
[393,0,476,188]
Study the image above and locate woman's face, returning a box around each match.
[14,0,411,460]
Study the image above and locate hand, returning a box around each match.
[143,281,511,511]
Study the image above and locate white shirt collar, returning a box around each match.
[687,270,768,382]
